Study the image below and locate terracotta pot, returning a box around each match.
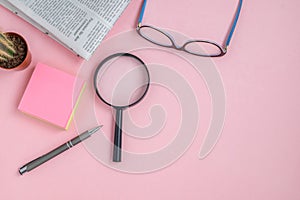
[0,32,31,71]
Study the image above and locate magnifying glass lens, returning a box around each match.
[95,56,149,107]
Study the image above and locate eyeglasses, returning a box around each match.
[136,0,243,57]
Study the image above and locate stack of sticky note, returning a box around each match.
[18,63,85,130]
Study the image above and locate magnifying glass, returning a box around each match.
[94,53,150,162]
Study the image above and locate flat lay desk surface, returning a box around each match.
[1,0,300,199]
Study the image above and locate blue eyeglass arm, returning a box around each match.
[138,0,147,27]
[225,0,243,47]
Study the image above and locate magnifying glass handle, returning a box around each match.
[113,108,123,162]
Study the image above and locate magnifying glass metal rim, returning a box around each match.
[93,52,150,109]
[93,52,150,162]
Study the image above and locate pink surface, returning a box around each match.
[1,0,300,200]
[18,63,84,129]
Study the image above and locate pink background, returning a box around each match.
[1,0,300,199]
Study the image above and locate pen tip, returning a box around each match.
[89,125,103,135]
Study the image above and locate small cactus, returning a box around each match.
[0,32,16,62]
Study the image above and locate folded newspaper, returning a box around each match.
[0,0,131,60]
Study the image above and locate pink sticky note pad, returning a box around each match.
[18,63,85,130]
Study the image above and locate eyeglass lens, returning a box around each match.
[139,26,173,47]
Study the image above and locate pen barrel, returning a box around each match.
[23,143,70,173]
[21,131,91,173]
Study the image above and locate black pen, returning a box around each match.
[19,126,103,175]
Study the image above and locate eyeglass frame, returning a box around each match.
[136,0,243,57]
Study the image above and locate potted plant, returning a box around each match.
[0,31,31,70]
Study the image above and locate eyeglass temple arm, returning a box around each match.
[137,0,147,27]
[225,0,243,48]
